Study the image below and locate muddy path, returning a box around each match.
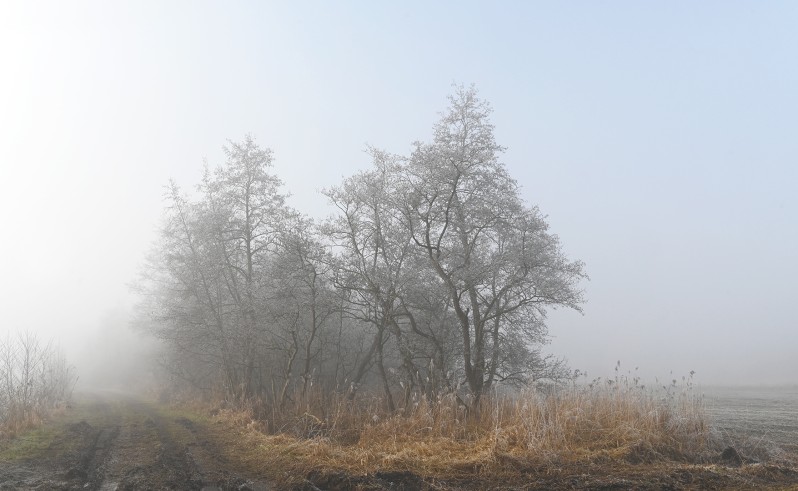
[0,392,271,490]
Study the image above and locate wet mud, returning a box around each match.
[0,393,270,490]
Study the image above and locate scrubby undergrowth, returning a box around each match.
[183,376,727,487]
[0,332,76,439]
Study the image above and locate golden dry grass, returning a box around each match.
[201,380,709,485]
[0,409,45,440]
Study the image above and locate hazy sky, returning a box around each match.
[1,1,796,385]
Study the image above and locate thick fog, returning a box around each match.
[1,1,796,388]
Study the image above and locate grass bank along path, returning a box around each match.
[0,391,271,490]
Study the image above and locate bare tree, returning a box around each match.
[397,86,586,404]
[0,332,76,435]
[139,137,291,401]
[323,152,419,409]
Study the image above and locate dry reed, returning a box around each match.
[206,371,709,483]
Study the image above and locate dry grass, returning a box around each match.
[0,332,77,439]
[201,375,709,485]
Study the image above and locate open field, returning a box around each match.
[703,385,798,458]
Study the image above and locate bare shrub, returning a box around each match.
[0,332,77,438]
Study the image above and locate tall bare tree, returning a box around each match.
[323,152,418,409]
[398,86,586,403]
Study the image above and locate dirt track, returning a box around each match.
[0,392,271,491]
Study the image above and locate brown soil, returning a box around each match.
[2,392,798,490]
[296,460,798,490]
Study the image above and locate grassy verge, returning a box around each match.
[0,398,90,462]
[186,379,713,487]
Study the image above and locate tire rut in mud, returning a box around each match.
[87,402,213,490]
[82,425,121,486]
[89,400,269,490]
[1,393,271,491]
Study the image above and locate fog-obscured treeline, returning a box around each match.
[135,87,586,413]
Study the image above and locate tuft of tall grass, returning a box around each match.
[206,369,709,481]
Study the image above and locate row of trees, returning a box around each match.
[137,87,586,414]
